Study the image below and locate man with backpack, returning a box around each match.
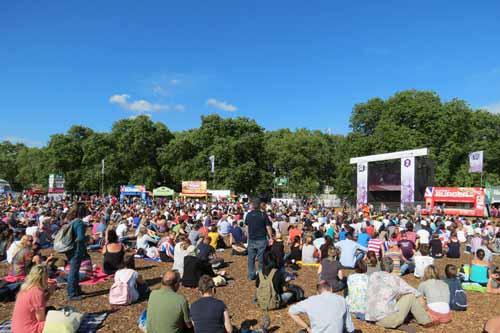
[56,202,88,301]
[245,198,273,280]
[255,252,293,311]
[444,264,468,310]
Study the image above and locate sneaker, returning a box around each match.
[67,295,83,301]
[398,324,416,333]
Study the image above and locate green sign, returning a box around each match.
[274,177,289,187]
[153,186,175,197]
[486,186,500,204]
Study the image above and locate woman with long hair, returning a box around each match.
[365,250,380,275]
[11,265,51,333]
[173,235,195,277]
[318,246,345,292]
[9,235,34,278]
[102,229,130,275]
[417,265,452,324]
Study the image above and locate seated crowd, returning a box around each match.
[0,194,499,333]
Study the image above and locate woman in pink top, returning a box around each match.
[11,265,51,333]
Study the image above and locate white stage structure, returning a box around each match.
[350,148,429,210]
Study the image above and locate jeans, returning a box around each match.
[247,239,268,280]
[400,261,415,276]
[354,312,365,321]
[355,251,365,265]
[66,254,82,298]
[342,251,365,269]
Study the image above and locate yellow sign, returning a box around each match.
[181,181,207,196]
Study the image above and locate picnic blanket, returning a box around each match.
[0,312,108,333]
[462,282,487,293]
[140,257,161,263]
[2,276,24,284]
[79,267,113,286]
[3,275,57,285]
[296,261,320,267]
[134,254,161,263]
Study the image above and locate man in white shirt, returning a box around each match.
[289,281,355,333]
[417,224,430,246]
[116,220,129,239]
[414,245,434,278]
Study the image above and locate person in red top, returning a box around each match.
[365,221,375,238]
[11,265,53,333]
[288,225,302,243]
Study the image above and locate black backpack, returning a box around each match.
[447,278,467,311]
[287,284,305,303]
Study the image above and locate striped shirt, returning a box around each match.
[368,238,384,257]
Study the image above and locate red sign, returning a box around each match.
[423,187,485,217]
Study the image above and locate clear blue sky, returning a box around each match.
[1,0,500,147]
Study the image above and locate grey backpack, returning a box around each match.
[53,223,74,253]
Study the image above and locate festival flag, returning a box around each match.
[469,151,483,173]
[356,162,368,206]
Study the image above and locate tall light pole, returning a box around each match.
[101,159,105,196]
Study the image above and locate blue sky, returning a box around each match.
[1,1,500,147]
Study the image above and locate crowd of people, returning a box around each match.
[0,192,500,333]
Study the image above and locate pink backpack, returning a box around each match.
[109,269,134,305]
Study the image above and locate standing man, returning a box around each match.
[147,270,192,333]
[245,198,273,280]
[66,202,89,301]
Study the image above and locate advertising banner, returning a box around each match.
[401,157,415,210]
[425,187,479,202]
[356,162,368,206]
[153,186,175,197]
[181,181,208,196]
[423,187,485,217]
[48,174,65,193]
[469,151,484,173]
[120,185,146,193]
[207,189,231,199]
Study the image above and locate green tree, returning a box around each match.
[0,141,25,190]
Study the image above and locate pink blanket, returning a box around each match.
[3,275,25,283]
[79,266,113,286]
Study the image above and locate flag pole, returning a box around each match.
[101,159,105,196]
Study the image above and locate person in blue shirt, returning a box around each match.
[357,228,371,248]
[338,227,348,241]
[230,221,246,244]
[133,215,141,229]
[334,233,368,268]
[326,223,335,240]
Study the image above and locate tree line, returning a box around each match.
[1,90,499,200]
